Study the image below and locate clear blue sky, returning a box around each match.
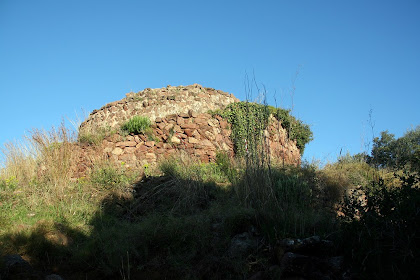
[1,0,419,164]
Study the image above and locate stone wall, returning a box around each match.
[74,84,301,177]
[80,84,239,134]
[74,112,301,177]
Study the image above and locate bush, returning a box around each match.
[369,126,420,172]
[121,116,151,134]
[339,172,420,279]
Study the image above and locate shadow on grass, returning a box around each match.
[0,175,257,280]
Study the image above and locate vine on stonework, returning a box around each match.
[219,102,312,156]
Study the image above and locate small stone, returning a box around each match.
[176,117,184,125]
[219,120,228,129]
[188,137,200,144]
[118,154,136,162]
[146,153,157,161]
[180,123,197,129]
[184,129,194,137]
[208,119,219,127]
[204,130,216,140]
[201,139,213,147]
[222,142,230,151]
[116,141,137,147]
[112,147,123,155]
[188,109,197,117]
[157,122,166,130]
[171,136,181,144]
[145,141,155,147]
[45,274,65,280]
[124,147,136,154]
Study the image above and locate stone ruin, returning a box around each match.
[74,84,301,177]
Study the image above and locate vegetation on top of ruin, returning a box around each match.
[210,101,313,155]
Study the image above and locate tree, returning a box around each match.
[369,126,420,171]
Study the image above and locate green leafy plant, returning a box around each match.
[221,102,270,157]
[221,102,313,156]
[121,116,151,135]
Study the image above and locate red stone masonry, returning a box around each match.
[74,85,300,177]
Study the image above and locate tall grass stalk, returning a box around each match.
[0,140,36,185]
[28,122,77,191]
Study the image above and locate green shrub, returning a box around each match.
[121,116,151,134]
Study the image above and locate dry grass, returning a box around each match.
[1,140,36,185]
[29,123,78,190]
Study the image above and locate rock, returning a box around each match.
[45,274,64,280]
[170,136,181,144]
[219,120,228,129]
[200,139,214,147]
[247,271,264,280]
[188,109,197,117]
[145,141,155,147]
[229,232,257,258]
[176,117,184,125]
[207,119,219,127]
[146,153,157,161]
[157,122,166,130]
[204,130,216,140]
[184,129,194,137]
[116,141,137,147]
[179,112,189,118]
[118,154,136,162]
[112,147,124,155]
[180,123,197,129]
[2,254,34,279]
[276,236,345,279]
[124,147,136,154]
[188,137,200,144]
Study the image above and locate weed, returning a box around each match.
[90,162,138,192]
[121,116,151,135]
[78,125,116,145]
